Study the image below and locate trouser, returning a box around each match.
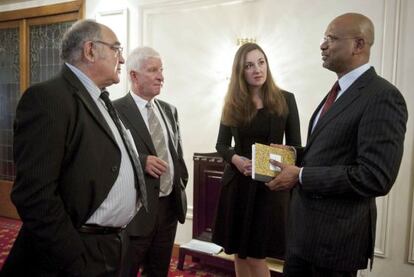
[283,254,357,277]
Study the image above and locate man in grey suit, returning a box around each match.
[267,13,407,277]
[2,20,145,276]
[114,46,188,277]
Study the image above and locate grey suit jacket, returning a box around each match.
[114,93,188,236]
[289,67,408,271]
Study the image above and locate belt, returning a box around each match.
[78,224,124,234]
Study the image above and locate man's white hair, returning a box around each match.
[127,46,161,81]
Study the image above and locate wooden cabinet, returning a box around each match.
[177,152,283,275]
[177,152,234,272]
[192,152,225,242]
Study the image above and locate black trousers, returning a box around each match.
[126,193,178,277]
[77,230,128,277]
[283,254,357,277]
[1,229,128,277]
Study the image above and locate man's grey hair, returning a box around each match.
[60,19,102,64]
[127,46,161,80]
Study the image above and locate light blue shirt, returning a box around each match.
[311,63,371,131]
[66,63,138,227]
[299,63,371,184]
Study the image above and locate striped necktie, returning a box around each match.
[100,89,148,210]
[146,101,172,194]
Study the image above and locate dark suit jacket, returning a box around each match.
[289,67,408,270]
[3,65,124,275]
[114,93,188,236]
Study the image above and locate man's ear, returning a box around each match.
[130,70,137,81]
[353,38,365,54]
[83,41,96,62]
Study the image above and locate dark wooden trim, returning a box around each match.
[24,12,79,88]
[172,243,180,258]
[0,19,19,28]
[20,19,27,93]
[0,0,83,22]
[0,180,19,219]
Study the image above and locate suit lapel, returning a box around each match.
[154,100,182,183]
[120,94,156,154]
[308,99,326,138]
[306,67,377,149]
[154,99,178,151]
[62,65,116,143]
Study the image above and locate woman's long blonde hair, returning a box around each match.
[221,43,288,127]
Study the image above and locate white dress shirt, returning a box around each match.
[129,91,174,197]
[66,63,138,227]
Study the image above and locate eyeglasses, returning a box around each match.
[320,35,358,45]
[93,40,123,57]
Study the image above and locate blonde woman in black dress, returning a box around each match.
[212,43,301,276]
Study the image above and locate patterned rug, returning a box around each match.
[0,217,21,269]
[0,217,231,276]
[165,257,233,277]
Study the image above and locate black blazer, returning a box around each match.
[289,67,408,270]
[216,90,302,184]
[4,65,124,274]
[114,93,188,236]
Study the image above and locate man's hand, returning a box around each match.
[266,160,300,191]
[145,155,168,178]
[270,143,297,157]
[231,154,252,176]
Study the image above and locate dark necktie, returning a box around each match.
[320,81,340,117]
[146,102,172,194]
[100,90,148,211]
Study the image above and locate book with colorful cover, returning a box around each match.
[252,143,296,182]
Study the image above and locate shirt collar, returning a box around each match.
[129,91,154,110]
[65,62,101,100]
[338,63,371,93]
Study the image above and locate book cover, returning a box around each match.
[252,143,296,182]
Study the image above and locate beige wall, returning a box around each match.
[1,1,413,276]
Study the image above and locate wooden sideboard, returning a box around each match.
[177,152,283,276]
[192,152,225,242]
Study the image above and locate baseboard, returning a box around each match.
[172,243,180,258]
[173,243,283,275]
[0,180,19,219]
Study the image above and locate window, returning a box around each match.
[0,0,83,182]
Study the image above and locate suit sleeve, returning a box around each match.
[301,86,407,197]
[11,87,85,272]
[172,106,188,187]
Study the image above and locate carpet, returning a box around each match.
[0,217,231,276]
[164,257,233,277]
[0,217,21,269]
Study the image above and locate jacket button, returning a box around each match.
[111,166,118,172]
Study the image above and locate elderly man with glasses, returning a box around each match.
[2,19,146,277]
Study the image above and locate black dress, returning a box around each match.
[212,92,301,260]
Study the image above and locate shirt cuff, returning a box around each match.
[299,167,303,184]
